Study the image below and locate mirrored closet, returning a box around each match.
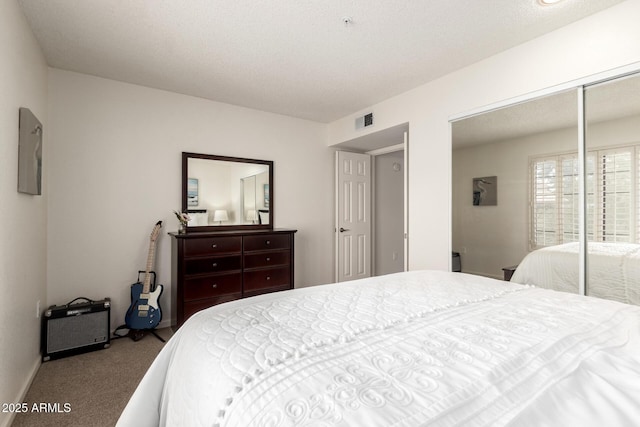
[585,74,640,304]
[452,69,640,306]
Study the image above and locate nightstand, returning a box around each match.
[502,265,518,281]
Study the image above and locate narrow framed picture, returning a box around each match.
[187,178,198,206]
[18,108,43,195]
[472,176,497,206]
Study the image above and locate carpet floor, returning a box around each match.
[12,328,172,427]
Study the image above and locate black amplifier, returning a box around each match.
[41,297,111,362]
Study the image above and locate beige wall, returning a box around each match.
[46,69,333,331]
[0,2,48,426]
[328,0,640,272]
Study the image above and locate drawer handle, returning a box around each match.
[266,276,271,280]
[266,257,271,262]
[212,284,218,289]
[211,244,218,248]
[212,262,218,267]
[266,240,271,245]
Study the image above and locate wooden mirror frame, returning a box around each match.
[182,152,274,232]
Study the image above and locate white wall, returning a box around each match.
[374,151,404,275]
[328,0,640,271]
[0,2,48,426]
[46,69,333,331]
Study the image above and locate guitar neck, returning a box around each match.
[142,241,156,294]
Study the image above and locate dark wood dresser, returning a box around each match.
[170,228,296,327]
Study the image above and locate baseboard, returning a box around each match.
[157,319,172,330]
[2,356,41,427]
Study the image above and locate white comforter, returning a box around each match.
[511,242,640,305]
[118,270,640,427]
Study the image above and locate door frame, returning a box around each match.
[334,129,409,281]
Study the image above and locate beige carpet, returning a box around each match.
[12,328,172,427]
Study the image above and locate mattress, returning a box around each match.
[511,242,640,305]
[118,270,640,427]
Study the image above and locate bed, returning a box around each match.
[118,270,640,426]
[511,242,640,305]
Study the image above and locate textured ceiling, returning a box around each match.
[18,0,625,123]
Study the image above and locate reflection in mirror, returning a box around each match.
[182,153,273,230]
[242,175,256,223]
[241,171,269,224]
[585,73,640,306]
[452,90,579,290]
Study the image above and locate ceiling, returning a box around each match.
[18,0,625,123]
[453,72,640,149]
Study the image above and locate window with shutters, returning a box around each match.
[529,144,639,249]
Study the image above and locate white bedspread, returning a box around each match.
[511,242,640,305]
[117,270,640,427]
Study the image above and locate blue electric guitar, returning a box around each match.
[125,221,163,330]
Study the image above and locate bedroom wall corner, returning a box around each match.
[0,2,48,427]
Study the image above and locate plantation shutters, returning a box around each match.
[530,144,639,248]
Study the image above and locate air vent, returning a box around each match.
[355,112,374,129]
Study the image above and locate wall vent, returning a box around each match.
[355,112,374,129]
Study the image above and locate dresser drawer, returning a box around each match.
[184,236,242,257]
[244,266,291,293]
[183,294,241,322]
[184,255,241,275]
[243,234,290,252]
[244,250,290,269]
[183,273,242,301]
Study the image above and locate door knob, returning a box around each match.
[339,227,350,232]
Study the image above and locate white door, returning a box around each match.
[335,151,372,282]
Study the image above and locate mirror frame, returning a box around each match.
[182,152,274,232]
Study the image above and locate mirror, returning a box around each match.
[585,73,640,305]
[182,152,273,231]
[452,70,640,307]
[241,171,270,225]
[452,89,579,284]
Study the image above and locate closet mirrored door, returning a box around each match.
[452,89,579,286]
[584,72,640,306]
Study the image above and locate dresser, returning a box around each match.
[170,229,296,327]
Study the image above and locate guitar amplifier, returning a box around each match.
[41,297,111,362]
